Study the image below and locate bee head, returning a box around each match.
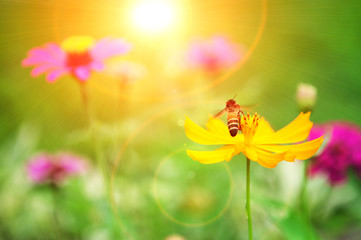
[226,99,236,109]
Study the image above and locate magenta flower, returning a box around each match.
[308,122,361,185]
[22,36,132,83]
[187,35,242,74]
[27,152,87,185]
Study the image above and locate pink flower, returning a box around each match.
[22,36,132,83]
[27,152,87,185]
[106,61,146,84]
[308,122,361,185]
[186,35,242,74]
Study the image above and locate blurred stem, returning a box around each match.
[50,184,64,240]
[77,82,106,180]
[246,158,253,240]
[117,81,127,119]
[301,160,310,239]
[79,83,89,114]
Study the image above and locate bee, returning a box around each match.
[215,99,245,137]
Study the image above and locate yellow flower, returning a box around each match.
[185,112,324,168]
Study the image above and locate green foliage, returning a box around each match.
[1,0,361,239]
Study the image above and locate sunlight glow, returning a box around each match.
[131,0,177,33]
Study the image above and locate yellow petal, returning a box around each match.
[253,112,313,144]
[206,116,245,142]
[254,149,286,168]
[255,136,324,162]
[185,116,240,145]
[187,145,240,164]
[274,112,313,142]
[284,137,324,162]
[244,146,258,162]
[206,115,229,134]
[253,117,275,142]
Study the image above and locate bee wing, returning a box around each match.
[238,103,260,114]
[214,108,227,118]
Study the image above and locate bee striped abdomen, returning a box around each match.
[227,112,240,137]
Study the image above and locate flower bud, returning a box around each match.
[165,234,186,240]
[296,83,317,112]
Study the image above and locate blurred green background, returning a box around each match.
[1,0,361,239]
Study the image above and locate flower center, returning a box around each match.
[329,143,347,158]
[66,52,93,68]
[240,113,260,144]
[61,36,95,53]
[61,36,95,68]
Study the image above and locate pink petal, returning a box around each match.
[31,65,55,77]
[188,42,205,65]
[27,155,53,183]
[211,36,241,63]
[186,35,242,73]
[22,58,40,67]
[90,61,104,71]
[58,153,87,175]
[44,43,65,56]
[28,45,65,62]
[91,38,132,61]
[22,43,66,68]
[46,69,69,83]
[74,66,90,82]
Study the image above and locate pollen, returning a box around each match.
[61,36,95,68]
[240,112,260,144]
[61,36,95,53]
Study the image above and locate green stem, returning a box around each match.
[50,184,64,240]
[246,158,253,240]
[79,83,89,115]
[301,160,310,238]
[78,83,103,172]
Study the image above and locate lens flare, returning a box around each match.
[131,0,177,33]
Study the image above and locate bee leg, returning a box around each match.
[238,116,242,132]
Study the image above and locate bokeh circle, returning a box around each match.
[109,98,227,234]
[153,147,234,227]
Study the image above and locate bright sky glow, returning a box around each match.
[131,0,177,33]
